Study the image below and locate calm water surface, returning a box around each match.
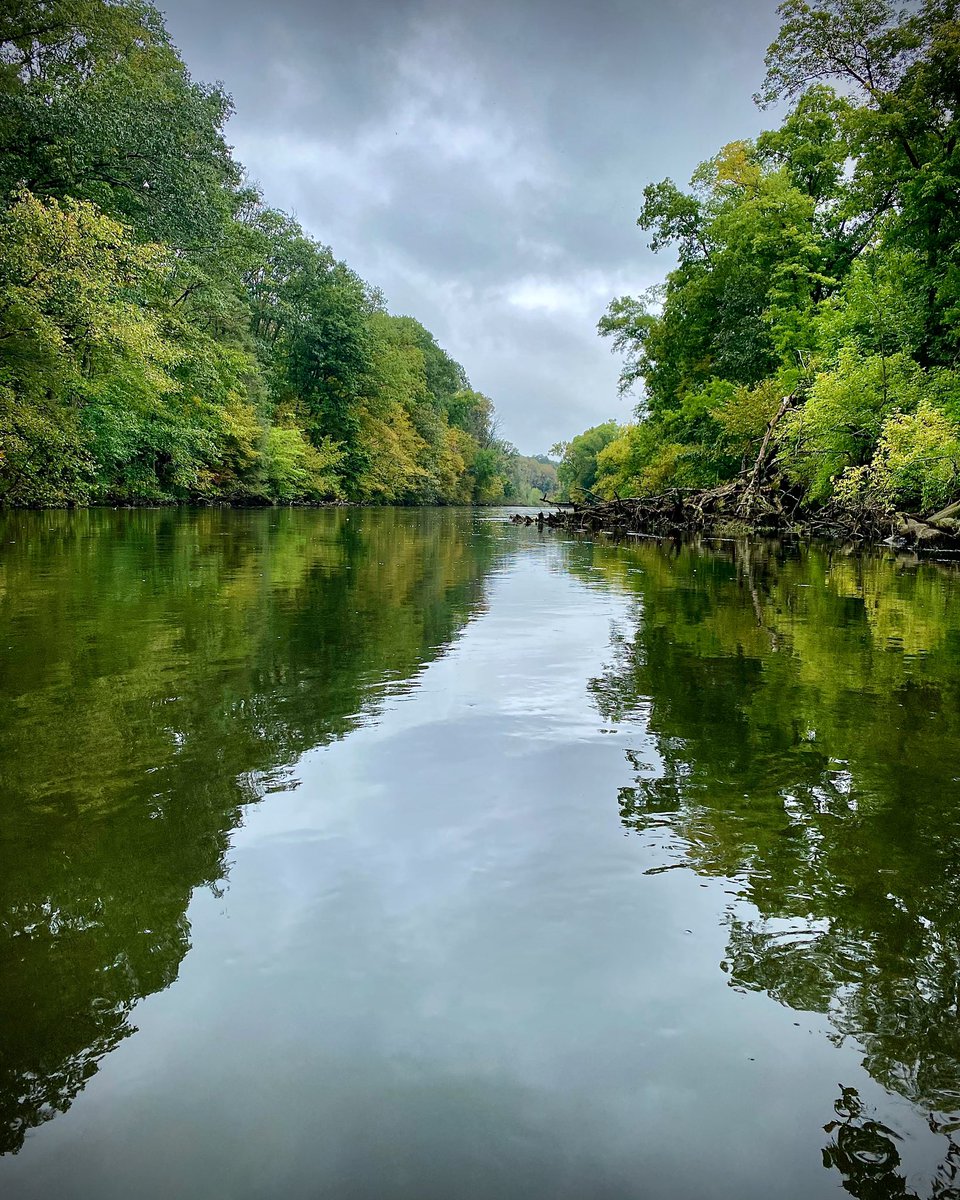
[2,507,960,1199]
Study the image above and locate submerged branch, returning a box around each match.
[512,478,960,556]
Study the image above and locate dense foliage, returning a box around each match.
[561,0,960,519]
[0,0,545,506]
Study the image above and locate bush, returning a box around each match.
[836,401,960,515]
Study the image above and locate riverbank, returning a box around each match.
[0,497,541,513]
[512,483,960,556]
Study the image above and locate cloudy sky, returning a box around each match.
[159,0,784,455]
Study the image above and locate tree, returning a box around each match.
[758,0,960,364]
[0,1,513,509]
[0,191,176,503]
[552,421,619,501]
[0,0,238,248]
[582,0,960,518]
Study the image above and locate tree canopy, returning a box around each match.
[0,0,546,506]
[575,0,960,520]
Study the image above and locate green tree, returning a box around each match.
[582,0,960,519]
[552,421,619,501]
[0,192,178,503]
[0,1,512,509]
[0,0,238,248]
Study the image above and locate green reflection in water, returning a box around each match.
[7,513,960,1196]
[573,536,960,1195]
[822,1086,960,1199]
[0,507,506,1154]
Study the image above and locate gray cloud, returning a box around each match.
[160,0,783,452]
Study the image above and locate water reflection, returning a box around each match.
[7,512,960,1194]
[0,507,506,1153]
[575,536,960,1189]
[823,1087,960,1199]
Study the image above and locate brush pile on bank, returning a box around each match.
[512,482,960,554]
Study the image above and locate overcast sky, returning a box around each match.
[159,0,784,455]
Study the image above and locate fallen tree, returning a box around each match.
[511,478,960,555]
[514,389,960,552]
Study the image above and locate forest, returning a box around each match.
[0,1,557,507]
[556,0,960,532]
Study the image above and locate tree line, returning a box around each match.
[0,1,556,507]
[557,0,960,523]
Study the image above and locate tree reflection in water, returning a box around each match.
[823,1087,960,1199]
[575,536,960,1196]
[0,507,504,1154]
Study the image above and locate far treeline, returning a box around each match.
[0,1,558,508]
[557,0,960,527]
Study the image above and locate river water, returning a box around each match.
[2,506,960,1199]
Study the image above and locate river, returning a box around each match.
[2,507,959,1198]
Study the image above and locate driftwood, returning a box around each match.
[510,396,960,552]
[512,479,960,555]
[511,481,770,538]
[738,393,795,519]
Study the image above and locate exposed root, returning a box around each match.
[511,481,960,555]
